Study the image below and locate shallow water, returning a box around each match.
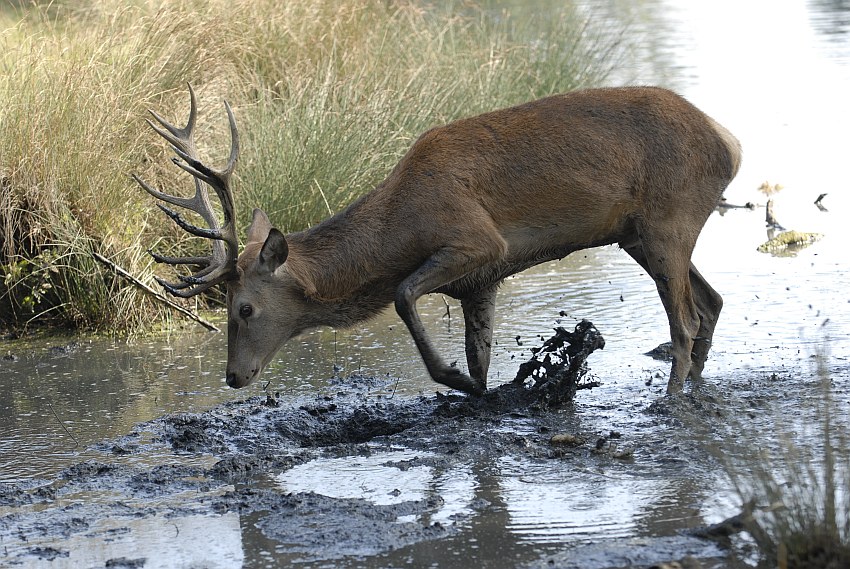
[2,0,850,567]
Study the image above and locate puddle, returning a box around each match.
[8,510,245,569]
[277,450,439,505]
[498,456,664,542]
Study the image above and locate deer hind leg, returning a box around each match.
[396,236,505,396]
[461,284,499,389]
[687,262,723,381]
[623,236,700,395]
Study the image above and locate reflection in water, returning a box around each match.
[264,442,724,568]
[498,456,651,541]
[275,449,698,544]
[277,450,443,508]
[7,508,245,569]
[809,0,850,57]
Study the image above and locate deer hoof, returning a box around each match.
[435,368,486,396]
[665,376,685,395]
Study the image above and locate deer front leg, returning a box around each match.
[396,248,500,396]
[461,285,498,389]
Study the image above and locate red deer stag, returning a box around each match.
[135,85,741,396]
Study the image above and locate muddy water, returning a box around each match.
[2,0,850,567]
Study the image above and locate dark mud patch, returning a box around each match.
[0,323,747,568]
[212,488,453,560]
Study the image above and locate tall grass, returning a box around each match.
[0,0,619,333]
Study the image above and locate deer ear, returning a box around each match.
[246,208,273,244]
[259,228,289,273]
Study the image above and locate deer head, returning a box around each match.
[134,85,297,388]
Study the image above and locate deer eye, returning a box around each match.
[239,304,253,318]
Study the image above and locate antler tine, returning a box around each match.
[145,83,198,157]
[132,174,216,231]
[134,84,240,298]
[222,101,240,177]
[155,260,236,298]
[167,99,239,231]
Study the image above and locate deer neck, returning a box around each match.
[284,208,400,328]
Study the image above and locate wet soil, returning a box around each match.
[0,322,760,569]
[0,389,726,568]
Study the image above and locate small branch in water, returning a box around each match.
[765,198,785,230]
[333,330,339,376]
[47,401,79,449]
[692,499,756,539]
[815,193,828,211]
[716,197,756,211]
[691,498,780,553]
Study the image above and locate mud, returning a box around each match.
[0,321,758,569]
[0,391,717,567]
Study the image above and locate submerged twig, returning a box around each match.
[765,198,785,230]
[47,401,79,449]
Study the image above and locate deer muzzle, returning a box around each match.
[225,370,255,389]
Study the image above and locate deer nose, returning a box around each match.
[226,372,245,389]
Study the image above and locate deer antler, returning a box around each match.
[133,84,240,298]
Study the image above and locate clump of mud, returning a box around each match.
[512,319,605,407]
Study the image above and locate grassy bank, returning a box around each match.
[0,0,618,334]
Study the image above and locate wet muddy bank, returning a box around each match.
[0,361,770,569]
[3,311,848,568]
